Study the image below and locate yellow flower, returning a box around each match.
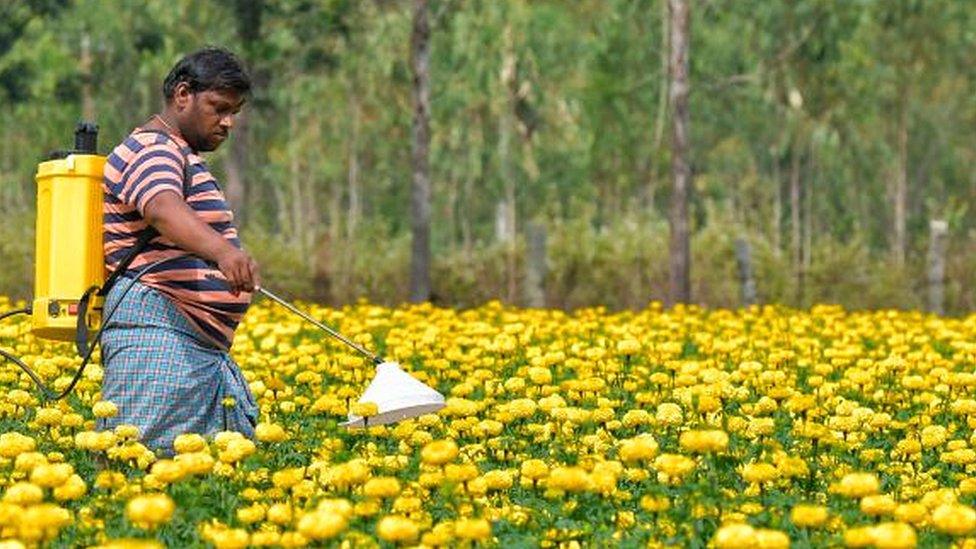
[173,433,206,454]
[211,528,250,549]
[376,515,419,543]
[3,482,43,505]
[679,430,729,453]
[455,518,491,541]
[754,529,789,549]
[420,439,458,466]
[175,451,215,476]
[619,434,659,463]
[547,467,592,492]
[861,494,897,517]
[0,432,36,458]
[235,503,265,524]
[616,339,641,355]
[271,467,305,489]
[114,424,140,441]
[790,504,828,528]
[363,477,401,499]
[266,503,293,525]
[125,494,175,530]
[834,472,880,498]
[893,503,928,525]
[844,526,875,548]
[30,462,73,488]
[149,460,185,484]
[255,422,288,443]
[712,523,756,549]
[654,454,696,482]
[655,403,683,426]
[351,401,379,418]
[92,401,118,419]
[52,474,87,501]
[520,459,549,481]
[931,503,976,535]
[297,510,347,540]
[742,463,780,484]
[870,522,917,549]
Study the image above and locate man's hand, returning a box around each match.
[215,247,261,294]
[143,190,260,294]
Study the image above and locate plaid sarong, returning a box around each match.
[98,278,257,453]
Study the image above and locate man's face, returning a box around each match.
[175,87,245,152]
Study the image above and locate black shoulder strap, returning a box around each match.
[99,129,192,296]
[78,130,193,355]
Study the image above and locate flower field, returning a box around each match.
[0,296,974,547]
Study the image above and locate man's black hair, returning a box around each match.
[162,47,251,100]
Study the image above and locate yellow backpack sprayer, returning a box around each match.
[2,122,444,428]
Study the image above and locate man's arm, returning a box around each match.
[142,190,260,294]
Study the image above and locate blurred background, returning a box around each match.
[0,0,973,313]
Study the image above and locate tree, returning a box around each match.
[409,0,432,302]
[667,0,691,304]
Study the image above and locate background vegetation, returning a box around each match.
[0,0,974,313]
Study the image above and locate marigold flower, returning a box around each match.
[420,439,458,466]
[931,503,976,535]
[363,477,401,499]
[655,403,683,426]
[679,430,729,453]
[0,432,36,458]
[653,454,696,482]
[791,504,828,528]
[834,472,880,498]
[870,522,917,549]
[455,518,492,540]
[741,462,778,485]
[861,494,897,517]
[92,401,118,419]
[125,493,174,530]
[173,433,207,454]
[377,515,419,543]
[255,422,288,443]
[30,463,73,488]
[844,526,875,548]
[712,523,755,549]
[618,434,658,463]
[297,510,347,540]
[520,459,549,481]
[3,482,43,505]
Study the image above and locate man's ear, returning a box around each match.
[172,82,193,111]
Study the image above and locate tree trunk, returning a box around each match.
[346,90,361,242]
[790,138,803,305]
[500,26,518,303]
[734,237,757,306]
[667,0,691,304]
[892,95,909,266]
[927,220,948,315]
[227,0,266,227]
[524,222,547,308]
[80,33,95,122]
[409,0,432,302]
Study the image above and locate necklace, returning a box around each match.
[152,114,179,136]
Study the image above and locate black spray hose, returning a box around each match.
[0,254,191,401]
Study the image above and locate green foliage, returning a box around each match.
[0,0,971,311]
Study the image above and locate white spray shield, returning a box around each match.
[341,361,445,429]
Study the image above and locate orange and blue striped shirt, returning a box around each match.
[102,127,251,350]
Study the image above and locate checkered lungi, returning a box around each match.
[97,278,257,453]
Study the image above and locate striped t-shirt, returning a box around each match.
[102,127,251,349]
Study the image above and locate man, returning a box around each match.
[100,47,261,453]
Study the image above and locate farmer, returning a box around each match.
[100,47,261,453]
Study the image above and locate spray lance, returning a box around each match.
[1,123,444,429]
